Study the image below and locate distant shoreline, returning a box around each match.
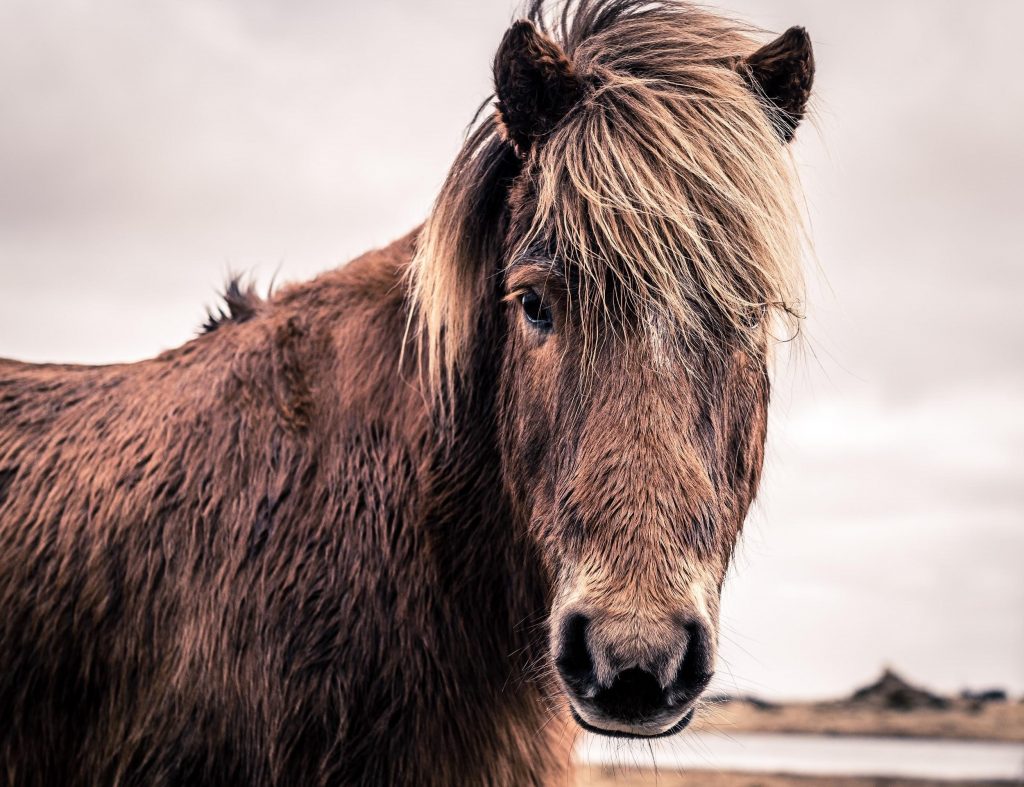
[689,669,1024,743]
[690,696,1024,742]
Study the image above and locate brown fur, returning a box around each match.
[0,1,813,784]
[0,236,570,786]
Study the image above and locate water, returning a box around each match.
[576,732,1024,781]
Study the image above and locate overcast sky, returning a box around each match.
[1,0,1021,700]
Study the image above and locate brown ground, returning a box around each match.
[689,698,1024,743]
[576,768,1016,787]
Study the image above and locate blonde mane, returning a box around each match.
[409,0,806,390]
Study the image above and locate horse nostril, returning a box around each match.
[555,613,595,692]
[670,621,714,704]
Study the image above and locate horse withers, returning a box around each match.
[0,1,813,784]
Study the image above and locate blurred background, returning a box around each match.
[1,0,1021,712]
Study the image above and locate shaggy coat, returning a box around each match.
[0,1,813,784]
[1,236,566,785]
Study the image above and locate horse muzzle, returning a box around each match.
[553,609,714,738]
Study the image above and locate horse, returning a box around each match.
[0,1,814,784]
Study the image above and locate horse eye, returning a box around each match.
[519,290,553,331]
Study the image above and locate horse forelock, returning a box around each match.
[409,0,807,395]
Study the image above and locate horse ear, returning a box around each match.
[494,20,583,157]
[741,26,814,143]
